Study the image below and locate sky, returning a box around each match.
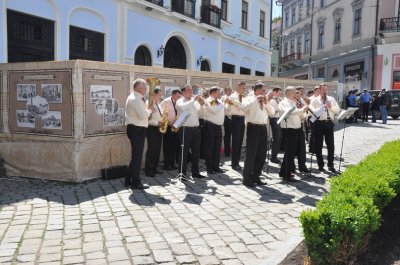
[272,1,282,18]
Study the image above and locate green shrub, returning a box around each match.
[300,140,400,264]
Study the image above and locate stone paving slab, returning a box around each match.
[0,120,399,265]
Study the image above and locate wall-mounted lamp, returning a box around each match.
[197,55,204,67]
[157,45,164,58]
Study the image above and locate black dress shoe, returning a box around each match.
[131,183,150,189]
[232,165,242,171]
[214,168,225,173]
[207,170,216,174]
[124,182,131,187]
[155,169,163,174]
[318,167,325,172]
[243,182,256,188]
[300,168,311,173]
[328,167,338,173]
[270,158,282,164]
[171,164,179,170]
[193,173,206,179]
[145,172,155,177]
[254,180,267,186]
[163,165,173,171]
[283,177,298,182]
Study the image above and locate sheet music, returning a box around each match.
[310,106,326,123]
[277,106,295,125]
[173,110,191,129]
[337,107,359,121]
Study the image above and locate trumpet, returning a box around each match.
[194,95,206,105]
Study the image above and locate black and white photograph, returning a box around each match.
[95,98,119,115]
[41,111,62,130]
[17,84,36,101]
[42,84,62,103]
[26,96,49,116]
[103,108,125,127]
[90,85,113,103]
[16,110,35,128]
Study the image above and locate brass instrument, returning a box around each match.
[195,95,206,105]
[146,77,161,109]
[159,104,169,134]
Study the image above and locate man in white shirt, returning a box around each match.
[268,86,283,164]
[176,85,206,179]
[309,83,341,173]
[308,85,320,153]
[295,86,310,173]
[278,86,309,182]
[125,78,152,189]
[241,82,275,188]
[225,82,246,171]
[145,88,164,178]
[160,89,182,171]
[221,87,233,157]
[203,86,225,174]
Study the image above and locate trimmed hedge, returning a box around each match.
[299,140,400,265]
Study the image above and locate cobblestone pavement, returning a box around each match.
[1,120,399,265]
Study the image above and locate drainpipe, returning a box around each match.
[308,0,315,80]
[371,0,380,89]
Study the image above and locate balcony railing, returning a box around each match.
[200,5,221,29]
[379,17,400,32]
[281,53,303,64]
[171,0,196,19]
[145,0,163,7]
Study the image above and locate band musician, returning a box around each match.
[125,78,152,189]
[160,89,182,171]
[221,87,233,157]
[309,83,341,173]
[241,82,275,188]
[176,85,206,179]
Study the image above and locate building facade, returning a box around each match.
[277,0,377,92]
[0,0,272,76]
[375,0,400,90]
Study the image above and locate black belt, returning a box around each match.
[232,115,245,119]
[247,122,266,127]
[317,120,333,122]
[204,120,222,127]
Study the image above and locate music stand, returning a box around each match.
[337,107,359,173]
[277,106,296,180]
[172,111,194,184]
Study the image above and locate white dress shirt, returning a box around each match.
[125,91,151,127]
[221,95,231,117]
[147,101,163,126]
[278,97,306,129]
[269,96,282,118]
[310,95,341,120]
[242,95,275,125]
[176,97,201,127]
[160,97,178,123]
[227,92,246,117]
[203,97,225,126]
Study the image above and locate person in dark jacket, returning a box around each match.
[370,94,379,123]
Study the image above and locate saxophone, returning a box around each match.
[159,104,169,134]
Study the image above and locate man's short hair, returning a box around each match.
[285,86,296,95]
[225,87,232,92]
[253,82,265,91]
[295,86,304,91]
[133,78,146,89]
[209,86,220,94]
[237,81,246,86]
[172,89,182,95]
[272,86,281,92]
[153,88,161,94]
[314,85,320,91]
[181,84,191,92]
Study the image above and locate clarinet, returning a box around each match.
[297,99,318,119]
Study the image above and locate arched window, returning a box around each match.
[201,60,210,71]
[134,45,152,66]
[332,69,339,78]
[164,37,187,69]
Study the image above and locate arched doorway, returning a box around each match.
[164,37,187,69]
[134,45,152,66]
[201,60,211,71]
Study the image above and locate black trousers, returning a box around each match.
[145,126,162,174]
[231,116,245,167]
[126,124,146,186]
[199,119,206,160]
[179,127,201,176]
[223,116,232,156]
[269,117,282,159]
[314,120,335,168]
[163,126,179,168]
[296,126,307,170]
[243,123,268,184]
[279,128,299,178]
[362,102,370,121]
[204,121,222,171]
[309,122,315,153]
